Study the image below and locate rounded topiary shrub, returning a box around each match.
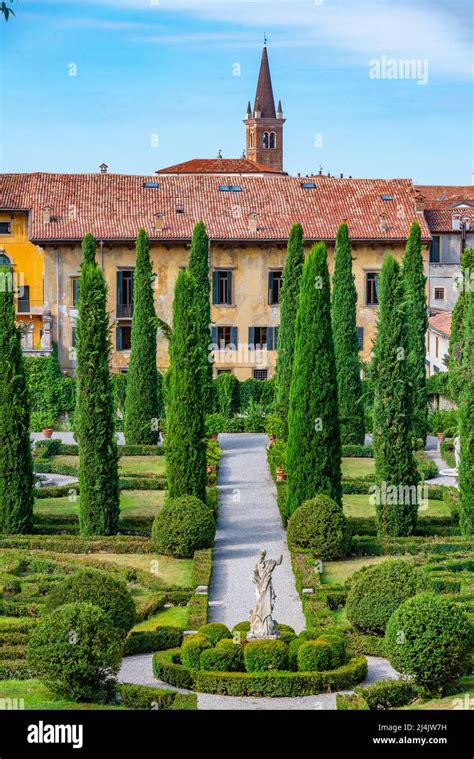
[232,621,250,633]
[200,640,244,672]
[346,560,432,635]
[44,568,136,637]
[151,496,215,559]
[288,630,321,669]
[181,633,212,671]
[316,634,346,668]
[244,639,289,673]
[297,640,333,672]
[198,623,232,646]
[27,602,122,702]
[384,593,472,696]
[286,495,351,560]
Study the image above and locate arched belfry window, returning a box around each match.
[263,132,269,149]
[270,132,276,149]
[249,131,254,149]
[0,253,11,267]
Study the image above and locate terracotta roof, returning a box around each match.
[416,184,474,208]
[424,208,474,233]
[0,172,431,243]
[157,158,285,175]
[253,46,276,118]
[429,311,452,337]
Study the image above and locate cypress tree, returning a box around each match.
[286,242,342,515]
[75,234,119,535]
[124,229,160,444]
[166,270,207,502]
[372,255,419,537]
[402,222,428,445]
[331,222,365,445]
[449,247,474,402]
[458,282,474,534]
[188,221,213,412]
[0,265,34,534]
[275,223,305,439]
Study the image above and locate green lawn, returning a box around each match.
[50,455,166,477]
[63,552,193,588]
[35,490,165,518]
[341,458,375,479]
[321,555,397,585]
[0,680,122,710]
[133,606,190,631]
[343,494,449,518]
[398,676,474,711]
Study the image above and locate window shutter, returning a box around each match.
[248,326,255,347]
[117,271,123,306]
[226,271,232,304]
[116,326,122,351]
[212,271,219,305]
[231,326,238,348]
[130,271,135,312]
[210,325,218,345]
[274,327,279,348]
[267,327,274,350]
[357,327,364,351]
[268,272,274,304]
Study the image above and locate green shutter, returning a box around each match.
[226,271,233,304]
[274,327,279,349]
[268,271,274,304]
[231,326,238,348]
[248,326,255,347]
[212,271,219,305]
[211,326,218,345]
[267,327,274,350]
[117,271,123,306]
[357,327,364,351]
[116,326,122,351]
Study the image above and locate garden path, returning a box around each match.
[208,433,306,633]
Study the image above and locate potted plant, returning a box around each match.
[30,412,56,438]
[265,412,284,446]
[275,467,287,482]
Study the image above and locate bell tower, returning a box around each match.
[244,43,285,172]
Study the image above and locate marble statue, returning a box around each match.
[454,435,461,474]
[248,550,282,639]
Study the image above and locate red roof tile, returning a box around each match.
[416,185,474,208]
[157,158,285,175]
[429,311,452,337]
[0,172,431,243]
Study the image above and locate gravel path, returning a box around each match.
[118,654,400,710]
[424,434,458,488]
[208,433,305,633]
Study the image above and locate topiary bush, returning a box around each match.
[346,560,432,635]
[355,679,422,710]
[297,640,334,672]
[200,640,244,672]
[244,639,289,673]
[44,568,136,637]
[286,495,351,559]
[316,633,346,668]
[198,622,232,646]
[180,633,213,671]
[384,593,472,696]
[151,496,215,559]
[27,602,122,701]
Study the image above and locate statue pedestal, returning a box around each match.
[439,468,458,478]
[247,632,281,641]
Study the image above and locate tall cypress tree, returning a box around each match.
[402,222,428,445]
[75,234,119,535]
[166,270,207,502]
[275,223,305,439]
[449,247,474,403]
[0,265,34,534]
[188,221,213,412]
[286,242,342,515]
[458,282,474,534]
[373,255,419,537]
[331,222,365,445]
[124,229,160,444]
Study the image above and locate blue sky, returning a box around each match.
[0,0,472,183]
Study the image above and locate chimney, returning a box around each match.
[154,213,164,232]
[42,205,51,224]
[340,173,343,179]
[99,163,108,174]
[415,191,425,213]
[380,213,388,233]
[248,212,258,233]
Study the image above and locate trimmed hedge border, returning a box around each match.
[0,660,32,680]
[0,535,154,553]
[192,549,213,589]
[124,627,184,656]
[118,683,197,710]
[152,649,367,697]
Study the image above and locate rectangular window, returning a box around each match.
[17,285,30,313]
[357,327,364,352]
[253,369,268,380]
[216,369,232,375]
[71,327,77,348]
[253,326,268,349]
[268,270,283,305]
[212,270,233,306]
[434,287,445,301]
[430,236,441,263]
[71,277,80,307]
[248,326,278,350]
[117,270,134,318]
[366,272,379,305]
[210,325,237,349]
[0,221,12,235]
[116,324,132,351]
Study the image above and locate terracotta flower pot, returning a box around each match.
[207,464,217,475]
[42,428,54,439]
[276,467,286,482]
[436,432,445,443]
[268,434,277,445]
[209,433,219,441]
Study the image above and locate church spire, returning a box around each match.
[253,45,276,119]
